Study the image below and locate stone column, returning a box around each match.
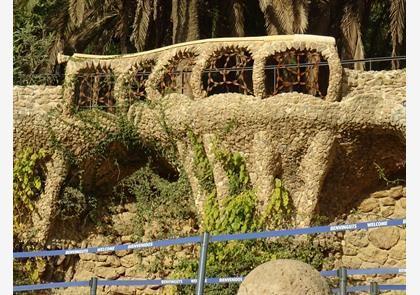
[32,152,68,245]
[294,131,336,227]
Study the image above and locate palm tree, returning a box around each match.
[14,0,405,78]
[258,0,309,34]
[389,0,405,68]
[308,0,405,70]
[339,0,366,70]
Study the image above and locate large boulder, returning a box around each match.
[237,259,331,295]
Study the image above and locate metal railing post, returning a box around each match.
[370,282,379,295]
[338,267,347,295]
[89,277,98,295]
[196,232,210,295]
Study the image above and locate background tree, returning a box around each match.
[14,0,405,85]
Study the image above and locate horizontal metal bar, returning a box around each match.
[14,277,406,293]
[13,235,201,259]
[321,268,406,277]
[13,277,246,292]
[14,281,90,292]
[210,219,405,243]
[14,219,405,259]
[14,56,406,79]
[332,284,406,293]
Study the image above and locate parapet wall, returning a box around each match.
[342,69,406,104]
[13,69,406,118]
[13,85,63,115]
[62,35,342,114]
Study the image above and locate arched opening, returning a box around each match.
[74,64,116,113]
[264,49,329,99]
[202,46,254,96]
[315,130,405,223]
[158,51,198,97]
[127,60,155,104]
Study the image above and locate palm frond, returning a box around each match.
[340,2,365,70]
[68,0,86,26]
[293,0,309,34]
[259,0,306,34]
[131,0,152,51]
[259,0,276,34]
[14,0,39,13]
[273,0,294,34]
[390,0,405,65]
[47,36,64,69]
[68,13,117,51]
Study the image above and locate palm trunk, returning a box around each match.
[187,0,200,41]
[259,0,308,35]
[232,0,245,37]
[172,0,199,43]
[119,0,129,54]
[340,1,365,70]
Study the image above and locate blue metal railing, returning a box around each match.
[13,218,406,294]
[13,218,405,259]
[13,270,406,293]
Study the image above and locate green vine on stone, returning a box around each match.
[373,162,405,186]
[258,178,294,229]
[13,148,47,215]
[163,134,329,295]
[187,130,215,193]
[214,147,250,196]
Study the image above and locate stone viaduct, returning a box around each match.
[14,35,406,246]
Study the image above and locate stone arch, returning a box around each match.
[123,59,156,105]
[73,63,116,113]
[315,130,405,223]
[156,50,198,96]
[263,48,329,99]
[201,46,254,96]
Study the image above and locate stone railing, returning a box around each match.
[62,35,342,113]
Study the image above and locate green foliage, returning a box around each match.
[114,165,198,277]
[220,117,240,136]
[214,147,250,196]
[207,141,293,233]
[115,166,196,239]
[258,178,294,229]
[76,109,141,155]
[13,0,59,85]
[206,190,257,234]
[45,109,143,167]
[56,187,87,221]
[13,257,47,286]
[188,130,216,193]
[13,148,47,217]
[13,148,49,286]
[175,139,325,294]
[373,162,405,187]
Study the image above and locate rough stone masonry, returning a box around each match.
[13,35,406,294]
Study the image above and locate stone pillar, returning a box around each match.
[294,131,336,227]
[32,152,68,245]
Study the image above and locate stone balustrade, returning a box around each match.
[62,35,342,113]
